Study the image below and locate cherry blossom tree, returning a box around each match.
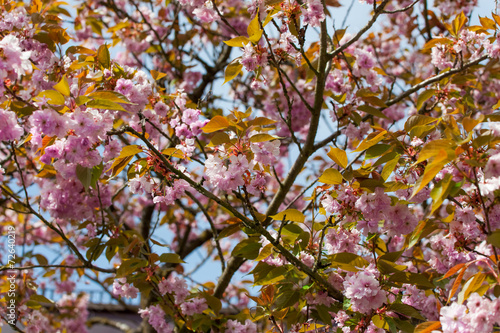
[1,0,500,332]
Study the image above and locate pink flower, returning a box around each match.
[0,108,24,141]
[302,0,325,27]
[321,194,341,215]
[0,34,32,78]
[325,227,360,254]
[226,319,257,333]
[193,2,218,23]
[180,297,208,315]
[343,270,386,314]
[157,276,189,303]
[139,305,173,333]
[440,302,469,333]
[299,251,315,268]
[241,43,267,72]
[250,140,280,166]
[484,152,500,178]
[112,277,139,299]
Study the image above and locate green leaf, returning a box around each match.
[254,266,287,285]
[487,230,500,248]
[270,209,305,223]
[274,289,300,309]
[116,258,148,278]
[76,164,92,191]
[232,238,262,259]
[327,147,348,168]
[30,294,54,304]
[388,303,425,320]
[159,253,185,264]
[53,75,71,96]
[202,292,222,315]
[365,144,391,159]
[318,168,343,185]
[97,44,111,69]
[357,105,388,119]
[202,116,231,133]
[388,272,434,289]
[223,58,243,85]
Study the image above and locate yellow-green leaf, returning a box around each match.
[381,153,399,181]
[53,75,70,96]
[223,58,243,85]
[404,115,438,132]
[247,13,262,43]
[462,114,484,132]
[270,209,305,223]
[479,16,496,30]
[161,148,185,159]
[412,151,449,197]
[458,273,486,304]
[329,252,369,272]
[97,44,111,69]
[202,115,230,133]
[318,168,343,185]
[88,91,134,104]
[416,89,436,110]
[87,99,127,111]
[414,321,441,333]
[159,253,185,264]
[357,105,388,119]
[35,90,65,105]
[452,12,468,36]
[208,132,231,147]
[150,69,167,81]
[353,130,387,153]
[487,230,500,248]
[327,147,348,169]
[430,173,453,213]
[416,139,456,164]
[249,133,277,143]
[250,117,277,126]
[422,38,453,50]
[224,36,250,47]
[116,258,148,278]
[117,145,143,159]
[371,315,389,330]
